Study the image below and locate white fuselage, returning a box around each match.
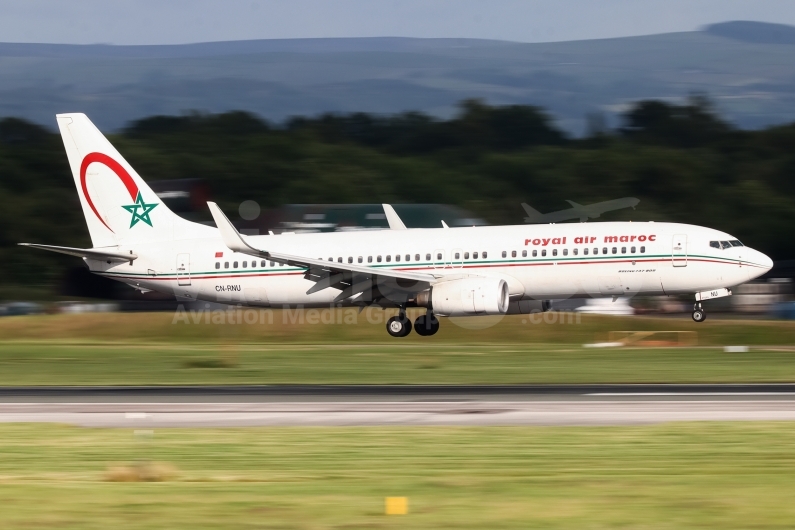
[90,221,772,307]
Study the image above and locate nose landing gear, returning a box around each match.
[692,302,707,323]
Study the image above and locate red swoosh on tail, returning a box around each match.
[80,152,139,232]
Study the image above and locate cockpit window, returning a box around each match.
[710,241,721,249]
[730,240,743,247]
[720,241,732,249]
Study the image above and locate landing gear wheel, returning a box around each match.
[414,313,440,336]
[692,309,706,322]
[386,315,412,337]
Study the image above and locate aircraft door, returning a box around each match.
[672,234,688,267]
[433,249,445,269]
[451,248,464,268]
[176,253,191,286]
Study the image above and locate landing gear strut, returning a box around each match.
[386,307,412,337]
[414,311,440,336]
[692,302,707,323]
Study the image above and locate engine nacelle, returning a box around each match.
[416,278,509,316]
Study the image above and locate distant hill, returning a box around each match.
[705,21,795,45]
[2,23,795,133]
[0,37,509,59]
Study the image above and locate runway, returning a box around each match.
[2,384,795,426]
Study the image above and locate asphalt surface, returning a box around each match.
[2,384,795,426]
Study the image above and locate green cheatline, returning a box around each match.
[0,423,794,529]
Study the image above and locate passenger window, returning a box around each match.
[261,260,266,267]
[358,256,363,263]
[337,257,342,263]
[621,247,626,254]
[224,262,229,269]
[328,257,333,261]
[603,247,608,254]
[415,254,420,261]
[426,253,431,260]
[502,251,507,258]
[348,257,353,263]
[242,261,247,268]
[386,255,392,262]
[454,252,460,259]
[584,248,589,255]
[483,252,488,258]
[532,250,537,257]
[437,253,442,260]
[542,249,547,257]
[573,248,578,256]
[563,249,568,256]
[395,255,400,262]
[710,241,721,249]
[640,246,646,253]
[552,249,558,257]
[511,250,517,258]
[215,262,220,269]
[631,246,636,253]
[280,262,284,267]
[377,256,382,262]
[405,254,410,262]
[473,252,479,259]
[612,247,617,255]
[233,261,238,268]
[522,250,527,257]
[368,256,373,263]
[464,252,470,259]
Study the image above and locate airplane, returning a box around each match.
[522,198,640,223]
[20,114,773,336]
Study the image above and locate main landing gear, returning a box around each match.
[692,302,707,323]
[386,308,439,337]
[414,311,440,337]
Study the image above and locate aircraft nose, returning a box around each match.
[746,249,773,281]
[760,252,774,271]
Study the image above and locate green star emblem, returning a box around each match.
[122,192,158,228]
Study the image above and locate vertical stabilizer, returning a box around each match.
[56,113,190,247]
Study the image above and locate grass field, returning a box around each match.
[1,422,794,529]
[0,312,794,385]
[2,342,795,385]
[2,310,795,345]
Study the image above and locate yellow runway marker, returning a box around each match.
[385,497,408,515]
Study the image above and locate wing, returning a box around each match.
[207,202,437,304]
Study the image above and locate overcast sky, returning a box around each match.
[2,0,795,45]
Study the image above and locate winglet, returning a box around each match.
[441,220,449,229]
[207,202,267,256]
[382,204,407,230]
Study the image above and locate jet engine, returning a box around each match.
[415,278,509,316]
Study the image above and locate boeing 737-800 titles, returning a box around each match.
[20,114,773,336]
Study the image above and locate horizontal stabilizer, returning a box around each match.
[18,243,136,262]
